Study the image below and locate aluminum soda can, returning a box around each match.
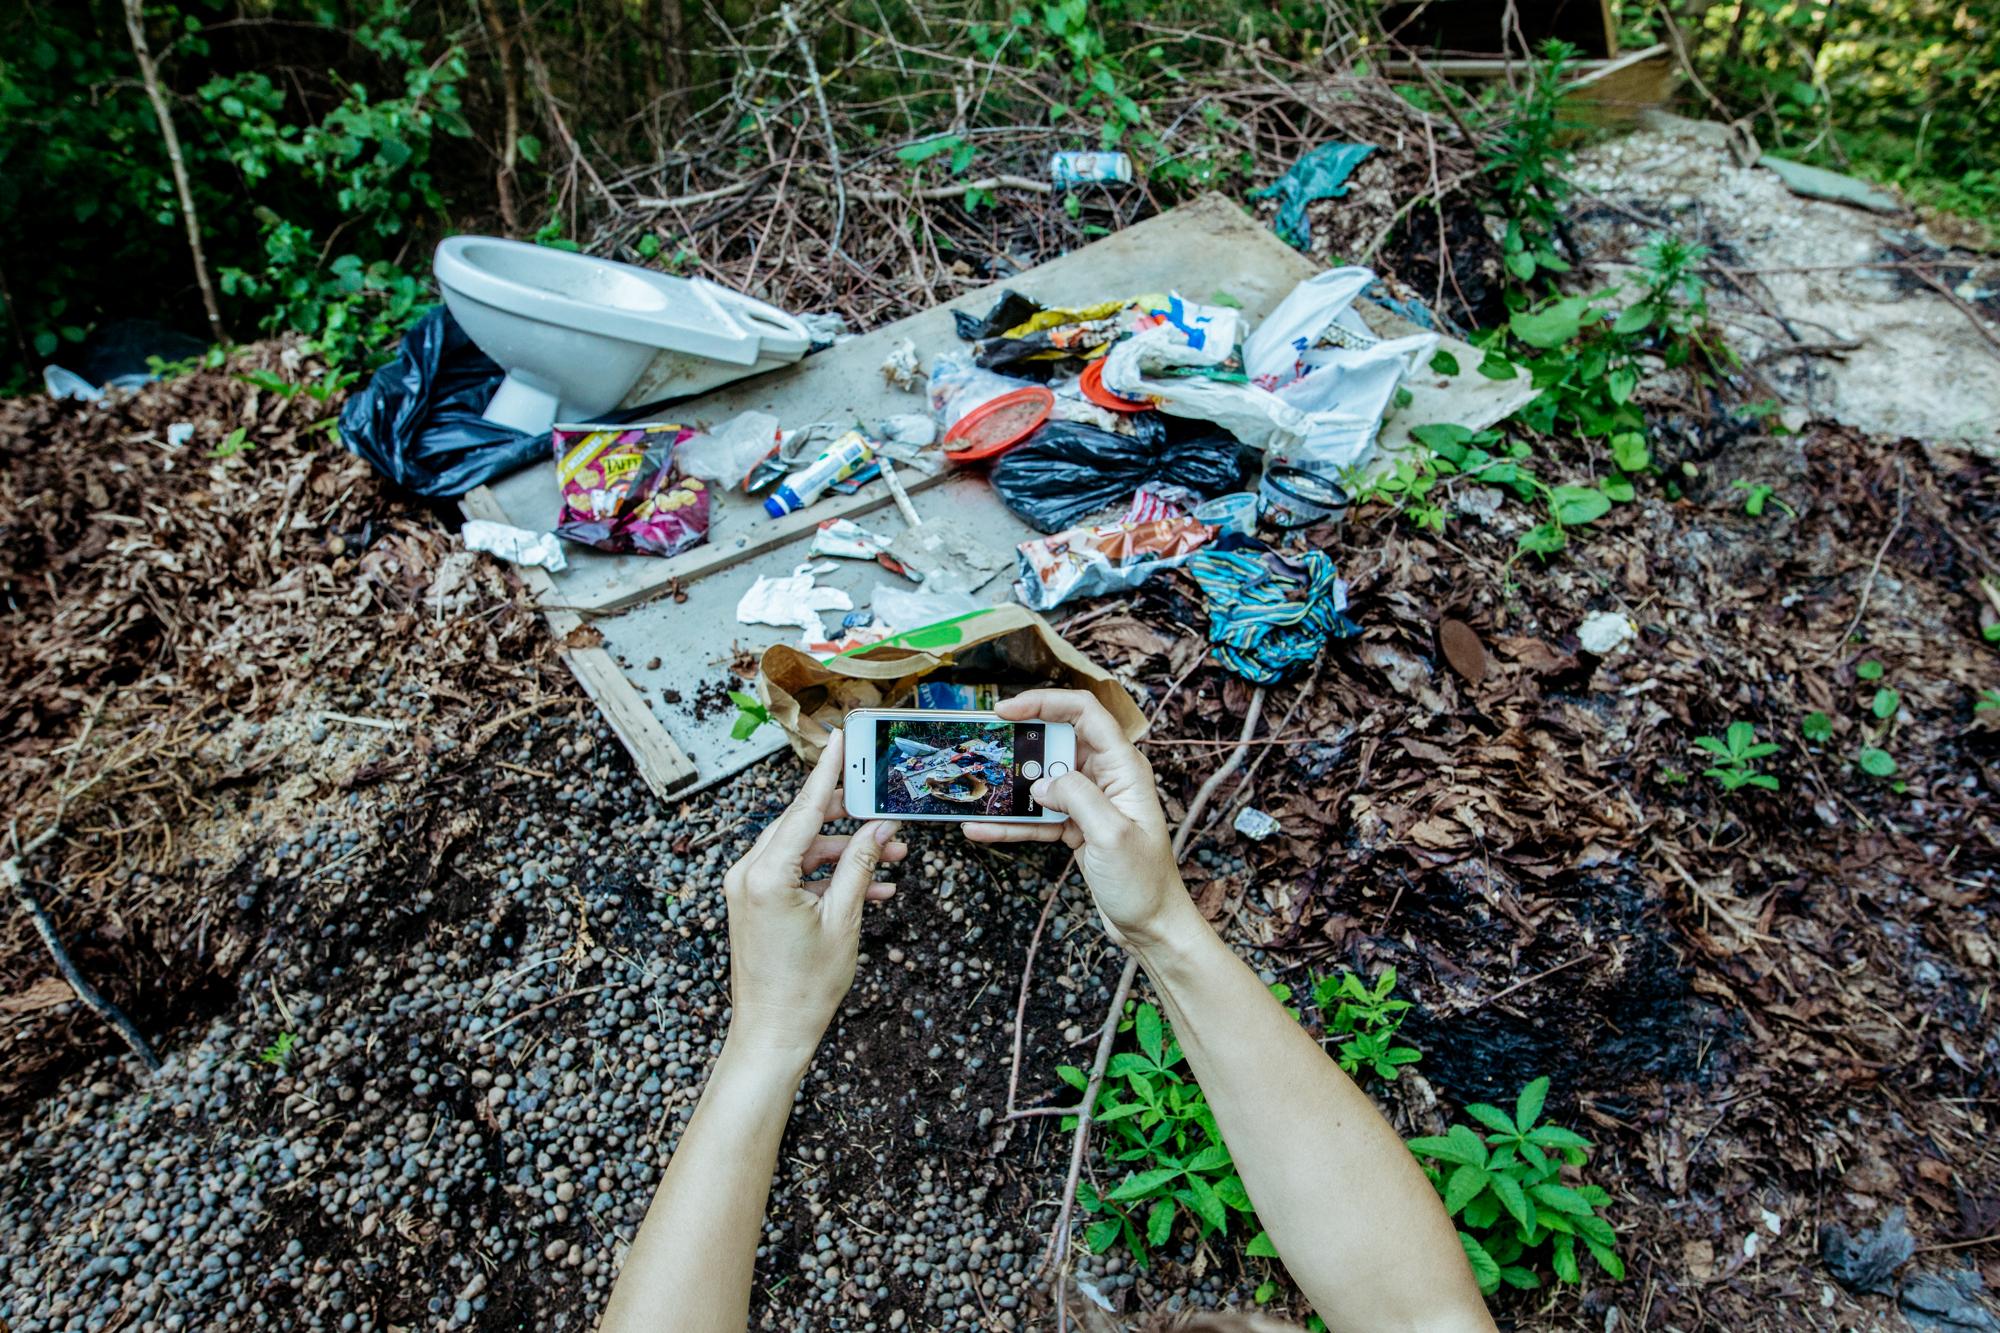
[1048,151,1134,187]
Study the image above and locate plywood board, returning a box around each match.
[463,191,1540,791]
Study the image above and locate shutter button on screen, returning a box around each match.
[1046,761,1069,777]
[1020,760,1043,779]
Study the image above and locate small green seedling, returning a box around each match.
[260,1032,300,1070]
[1656,765,1688,785]
[728,691,771,741]
[1856,747,1897,777]
[1313,967,1422,1082]
[1731,480,1796,518]
[1801,712,1833,742]
[1693,720,1779,791]
[1870,688,1901,720]
[1857,659,1885,681]
[1977,688,2000,715]
[210,427,254,459]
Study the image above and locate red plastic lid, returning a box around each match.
[1079,357,1152,413]
[942,385,1054,460]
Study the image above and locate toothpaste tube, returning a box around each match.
[763,431,875,518]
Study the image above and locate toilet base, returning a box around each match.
[483,371,564,436]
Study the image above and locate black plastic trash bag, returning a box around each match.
[989,417,1247,534]
[338,306,548,498]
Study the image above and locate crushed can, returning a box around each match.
[1049,152,1134,187]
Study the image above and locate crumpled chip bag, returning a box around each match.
[554,422,710,556]
[1014,514,1216,611]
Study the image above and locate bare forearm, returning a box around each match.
[600,1038,810,1333]
[1133,912,1493,1333]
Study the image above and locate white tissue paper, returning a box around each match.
[461,519,569,572]
[737,562,854,635]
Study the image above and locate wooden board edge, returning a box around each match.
[562,645,699,796]
[562,464,954,614]
[464,482,700,796]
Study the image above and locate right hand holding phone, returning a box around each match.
[963,690,1195,951]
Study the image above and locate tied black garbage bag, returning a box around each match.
[338,306,549,498]
[989,417,1246,534]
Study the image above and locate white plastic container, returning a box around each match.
[764,431,875,518]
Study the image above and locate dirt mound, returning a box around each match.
[0,343,574,1110]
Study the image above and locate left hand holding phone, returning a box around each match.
[721,734,907,1060]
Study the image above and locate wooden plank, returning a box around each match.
[559,465,952,614]
[461,485,699,796]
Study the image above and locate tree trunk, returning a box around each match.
[478,0,524,233]
[657,0,688,131]
[120,0,228,347]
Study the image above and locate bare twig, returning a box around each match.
[1036,686,1268,1299]
[782,4,849,259]
[1823,461,1908,663]
[1003,852,1074,1120]
[1458,951,1596,1013]
[120,0,227,345]
[1199,656,1324,839]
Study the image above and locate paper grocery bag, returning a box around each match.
[755,603,1146,762]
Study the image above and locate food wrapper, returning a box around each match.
[1013,514,1216,611]
[553,422,710,557]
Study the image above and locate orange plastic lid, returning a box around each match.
[1079,357,1152,413]
[942,385,1055,460]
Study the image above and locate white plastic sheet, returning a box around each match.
[736,561,853,634]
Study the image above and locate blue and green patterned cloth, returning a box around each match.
[1186,538,1360,683]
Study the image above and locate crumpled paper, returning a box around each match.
[736,561,853,635]
[461,519,568,572]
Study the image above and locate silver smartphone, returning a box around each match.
[842,708,1077,823]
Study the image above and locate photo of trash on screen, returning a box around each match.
[875,717,1042,818]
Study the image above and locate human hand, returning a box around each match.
[721,734,906,1059]
[962,690,1194,950]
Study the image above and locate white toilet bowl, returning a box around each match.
[433,236,811,434]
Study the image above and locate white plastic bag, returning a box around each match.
[675,410,779,488]
[870,583,984,633]
[1100,275,1435,473]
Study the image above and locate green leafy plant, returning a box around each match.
[727,691,771,741]
[1485,41,1584,285]
[1977,688,2000,715]
[1313,967,1421,1082]
[1801,712,1833,743]
[209,427,255,460]
[1656,765,1688,785]
[1732,480,1796,518]
[1870,688,1901,720]
[1857,659,1885,681]
[1856,747,1897,778]
[1693,720,1779,791]
[1407,1077,1622,1295]
[260,1032,301,1070]
[1072,1002,1256,1268]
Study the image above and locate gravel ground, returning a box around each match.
[0,710,1286,1333]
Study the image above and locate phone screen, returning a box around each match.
[875,717,1047,818]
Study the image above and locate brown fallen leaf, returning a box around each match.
[0,976,76,1014]
[1439,618,1488,683]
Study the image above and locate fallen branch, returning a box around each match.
[1002,852,1074,1121]
[1822,460,1907,663]
[1036,685,1268,1329]
[4,698,161,1073]
[1198,652,1326,839]
[782,4,850,259]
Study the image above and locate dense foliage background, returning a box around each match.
[1,0,1994,390]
